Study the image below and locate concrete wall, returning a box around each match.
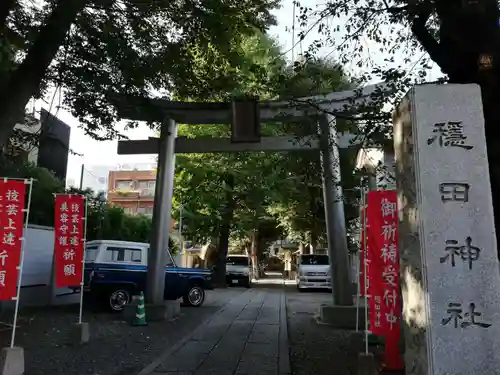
[22,224,55,288]
[3,224,81,308]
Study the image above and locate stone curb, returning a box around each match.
[279,291,292,375]
[136,290,252,375]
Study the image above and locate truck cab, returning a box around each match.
[77,240,213,311]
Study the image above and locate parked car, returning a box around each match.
[296,254,331,291]
[226,254,251,288]
[71,240,213,311]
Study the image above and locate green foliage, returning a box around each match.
[265,60,361,245]
[171,31,290,248]
[172,32,361,254]
[0,0,280,142]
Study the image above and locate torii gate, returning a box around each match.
[112,83,388,315]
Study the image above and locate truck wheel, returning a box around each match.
[183,284,205,307]
[108,288,132,312]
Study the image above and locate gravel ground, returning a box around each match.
[0,289,244,375]
[285,287,365,375]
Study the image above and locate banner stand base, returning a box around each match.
[0,347,24,375]
[318,304,366,330]
[71,322,90,344]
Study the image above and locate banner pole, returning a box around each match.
[363,187,369,355]
[78,196,88,325]
[355,261,360,332]
[355,195,363,332]
[10,178,33,348]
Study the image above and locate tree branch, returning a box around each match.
[0,0,17,29]
[410,7,451,73]
[0,0,88,145]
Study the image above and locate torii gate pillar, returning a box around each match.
[319,114,352,306]
[147,118,177,306]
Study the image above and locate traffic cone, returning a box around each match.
[132,292,147,326]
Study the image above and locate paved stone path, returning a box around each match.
[140,289,290,375]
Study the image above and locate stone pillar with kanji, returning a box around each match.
[393,84,500,375]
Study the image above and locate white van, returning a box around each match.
[226,254,251,288]
[296,254,331,290]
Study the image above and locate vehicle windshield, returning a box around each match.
[226,256,249,266]
[85,246,99,262]
[299,255,329,265]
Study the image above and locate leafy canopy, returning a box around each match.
[0,0,279,144]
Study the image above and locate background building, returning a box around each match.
[4,108,71,181]
[107,169,156,216]
[37,109,71,181]
[79,163,157,195]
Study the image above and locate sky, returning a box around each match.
[32,0,440,188]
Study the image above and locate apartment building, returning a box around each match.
[107,169,156,216]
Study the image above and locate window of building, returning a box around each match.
[103,246,143,263]
[115,180,133,190]
[137,206,153,216]
[138,180,155,196]
[123,206,135,215]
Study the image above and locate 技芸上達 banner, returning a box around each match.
[54,194,85,288]
[0,180,27,300]
[366,190,400,337]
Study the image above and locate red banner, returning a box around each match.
[54,195,85,288]
[366,191,400,334]
[0,180,27,300]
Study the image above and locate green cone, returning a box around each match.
[132,291,147,326]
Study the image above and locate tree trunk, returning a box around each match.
[309,232,317,254]
[0,0,87,146]
[411,1,500,257]
[256,231,266,278]
[250,229,259,279]
[213,174,236,287]
[298,243,304,255]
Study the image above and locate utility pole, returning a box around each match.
[79,164,84,189]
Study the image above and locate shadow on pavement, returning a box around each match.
[285,285,364,375]
[0,289,244,375]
